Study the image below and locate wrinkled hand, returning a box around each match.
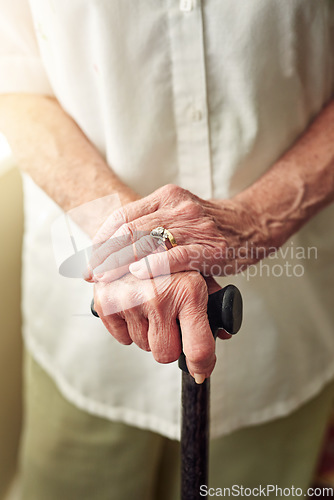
[93,272,230,383]
[84,184,268,283]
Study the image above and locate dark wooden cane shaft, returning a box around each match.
[91,285,242,499]
[181,372,210,500]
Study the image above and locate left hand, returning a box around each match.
[93,272,231,383]
[84,184,269,282]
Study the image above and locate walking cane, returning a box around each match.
[178,284,242,500]
[91,284,242,500]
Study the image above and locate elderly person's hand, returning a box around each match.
[84,184,274,283]
[93,272,231,383]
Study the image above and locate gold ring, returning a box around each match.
[150,226,178,250]
[164,229,177,248]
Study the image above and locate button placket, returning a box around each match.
[180,0,193,12]
[168,0,213,199]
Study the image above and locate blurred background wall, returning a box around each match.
[0,135,24,500]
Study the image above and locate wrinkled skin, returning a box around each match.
[93,272,231,383]
[86,184,267,382]
[84,184,268,283]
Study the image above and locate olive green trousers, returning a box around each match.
[20,352,334,500]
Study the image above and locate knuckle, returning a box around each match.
[148,304,164,325]
[151,252,170,276]
[96,281,130,316]
[118,221,134,239]
[202,216,217,233]
[158,183,183,202]
[180,200,204,219]
[180,272,207,298]
[172,245,189,265]
[127,222,135,237]
[186,343,213,366]
[163,183,179,195]
[101,296,119,317]
[121,287,142,310]
[111,207,127,224]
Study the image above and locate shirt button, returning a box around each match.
[180,0,193,12]
[191,109,203,122]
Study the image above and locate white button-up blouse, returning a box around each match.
[1,0,334,439]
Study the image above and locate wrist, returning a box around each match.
[231,179,297,250]
[214,194,288,263]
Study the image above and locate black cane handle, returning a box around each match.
[207,284,243,336]
[91,299,99,317]
[91,284,243,372]
[177,284,242,373]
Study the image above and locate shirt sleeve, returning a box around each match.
[0,0,54,95]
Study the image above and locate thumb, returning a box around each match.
[204,276,221,294]
[129,245,202,279]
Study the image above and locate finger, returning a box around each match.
[129,245,203,279]
[92,235,162,282]
[91,264,130,283]
[86,212,165,280]
[98,312,133,345]
[94,278,146,315]
[110,211,202,250]
[92,183,186,247]
[124,309,150,351]
[147,313,182,364]
[87,206,201,281]
[178,300,216,383]
[92,194,160,246]
[86,208,181,281]
[97,209,171,251]
[84,229,150,280]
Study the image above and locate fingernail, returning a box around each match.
[82,270,91,280]
[129,262,141,272]
[194,373,206,384]
[82,266,92,281]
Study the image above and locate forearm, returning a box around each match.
[0,94,138,235]
[86,99,334,283]
[234,99,334,248]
